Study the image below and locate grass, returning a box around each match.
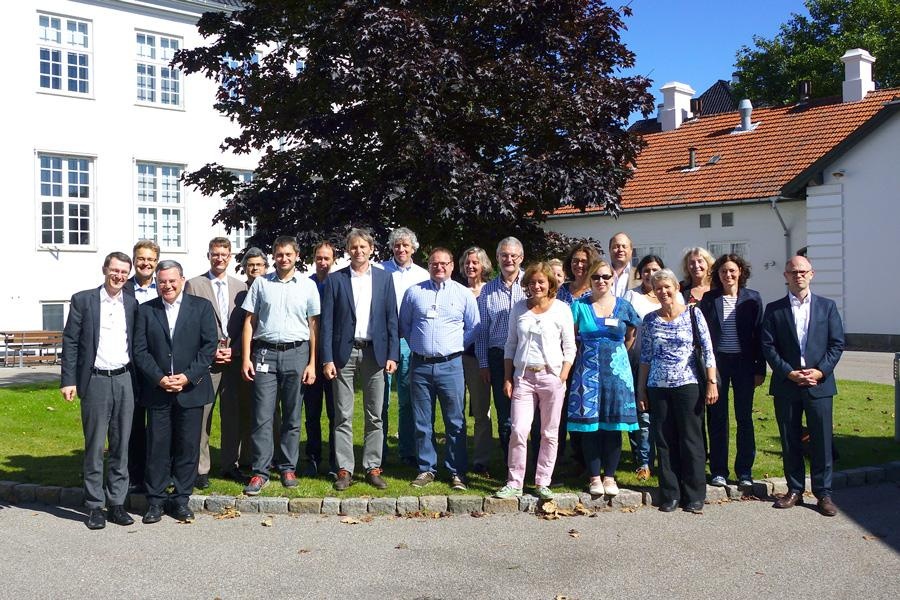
[1,380,897,497]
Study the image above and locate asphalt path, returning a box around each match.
[2,483,898,599]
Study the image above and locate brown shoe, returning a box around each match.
[773,491,804,509]
[817,496,839,517]
[635,466,651,481]
[365,468,388,490]
[333,469,352,491]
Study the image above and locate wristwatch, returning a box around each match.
[708,379,718,385]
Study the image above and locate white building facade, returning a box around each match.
[3,0,255,331]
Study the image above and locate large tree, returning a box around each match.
[733,0,899,106]
[175,0,653,259]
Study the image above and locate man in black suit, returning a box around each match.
[761,255,844,516]
[320,229,399,490]
[61,252,138,530]
[133,260,218,524]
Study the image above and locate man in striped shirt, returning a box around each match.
[476,237,525,463]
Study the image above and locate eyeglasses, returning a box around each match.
[429,261,451,269]
[209,253,231,260]
[590,273,613,281]
[788,270,811,277]
[499,253,521,260]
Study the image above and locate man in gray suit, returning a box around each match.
[61,251,138,530]
[185,237,248,487]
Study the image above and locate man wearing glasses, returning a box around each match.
[399,248,480,490]
[761,255,844,517]
[476,237,526,465]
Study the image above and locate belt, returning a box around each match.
[412,351,463,364]
[255,340,306,351]
[352,339,372,349]
[524,365,548,373]
[91,365,129,377]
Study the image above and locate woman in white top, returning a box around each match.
[494,263,576,501]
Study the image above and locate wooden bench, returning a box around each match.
[1,331,63,367]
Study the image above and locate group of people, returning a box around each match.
[60,227,845,529]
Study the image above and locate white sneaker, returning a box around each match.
[589,477,604,495]
[602,477,619,497]
[711,475,727,487]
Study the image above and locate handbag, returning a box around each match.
[689,306,707,382]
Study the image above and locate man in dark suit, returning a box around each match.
[761,255,844,516]
[61,252,139,530]
[184,237,247,487]
[320,229,399,490]
[133,260,218,524]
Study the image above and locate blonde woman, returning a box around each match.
[679,247,714,307]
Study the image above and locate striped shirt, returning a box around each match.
[475,271,525,368]
[399,278,480,357]
[718,295,741,353]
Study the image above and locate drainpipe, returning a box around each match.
[770,197,791,261]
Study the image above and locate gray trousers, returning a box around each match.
[81,371,134,509]
[333,346,385,474]
[198,370,221,476]
[250,343,308,478]
[197,361,251,475]
[462,353,494,467]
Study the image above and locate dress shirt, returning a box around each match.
[350,265,374,340]
[399,278,480,357]
[133,279,158,304]
[163,293,183,338]
[382,258,429,312]
[94,287,129,369]
[789,291,812,367]
[475,271,525,368]
[208,272,230,326]
[611,265,633,298]
[242,271,321,343]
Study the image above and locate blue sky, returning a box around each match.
[620,0,810,120]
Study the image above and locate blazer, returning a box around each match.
[184,273,247,345]
[61,286,138,399]
[761,293,845,399]
[132,294,219,408]
[697,287,766,376]
[319,265,399,369]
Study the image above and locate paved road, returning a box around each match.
[2,483,898,599]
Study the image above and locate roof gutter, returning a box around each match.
[548,194,803,220]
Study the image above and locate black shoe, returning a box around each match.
[658,499,679,513]
[194,473,210,490]
[86,509,106,530]
[165,504,195,523]
[301,460,319,478]
[107,505,134,526]
[142,505,163,524]
[683,501,704,514]
[221,467,248,484]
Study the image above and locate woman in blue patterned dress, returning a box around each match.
[568,260,641,496]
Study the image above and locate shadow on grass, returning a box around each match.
[0,450,83,488]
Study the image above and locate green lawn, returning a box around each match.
[1,380,897,497]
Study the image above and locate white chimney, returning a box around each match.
[659,82,695,132]
[840,48,876,102]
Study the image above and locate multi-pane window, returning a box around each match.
[38,14,91,94]
[226,170,256,250]
[721,212,734,227]
[708,241,748,259]
[136,162,184,250]
[38,154,93,247]
[136,32,181,106]
[631,245,666,267]
[699,213,711,229]
[42,303,66,331]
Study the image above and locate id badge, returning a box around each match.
[426,308,437,319]
[604,318,619,327]
[256,362,270,373]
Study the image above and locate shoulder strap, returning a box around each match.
[689,305,701,349]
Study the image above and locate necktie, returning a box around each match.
[216,280,228,326]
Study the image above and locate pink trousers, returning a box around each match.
[506,369,565,488]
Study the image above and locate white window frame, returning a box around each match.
[135,31,183,108]
[223,170,256,251]
[37,12,92,98]
[708,241,748,259]
[699,213,712,229]
[135,161,186,252]
[721,212,735,227]
[36,153,95,250]
[631,245,666,268]
[41,301,69,331]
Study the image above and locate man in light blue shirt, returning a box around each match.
[240,236,320,495]
[381,227,429,466]
[399,248,479,490]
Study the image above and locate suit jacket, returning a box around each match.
[132,294,218,408]
[697,287,766,376]
[761,293,845,399]
[61,286,138,399]
[319,265,399,369]
[184,273,247,346]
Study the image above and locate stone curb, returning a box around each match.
[2,461,898,515]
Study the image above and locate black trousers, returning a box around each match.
[128,404,147,485]
[302,364,337,472]
[145,401,204,508]
[649,384,706,505]
[774,390,833,498]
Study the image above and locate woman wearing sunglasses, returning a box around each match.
[567,260,641,496]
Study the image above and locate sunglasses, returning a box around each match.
[590,273,613,281]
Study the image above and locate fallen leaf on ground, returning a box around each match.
[556,509,577,517]
[340,516,361,525]
[395,543,409,550]
[554,594,570,599]
[755,571,764,575]
[470,511,486,518]
[213,507,241,520]
[360,515,373,523]
[862,534,885,541]
[575,503,592,515]
[540,500,558,514]
[568,529,580,538]
[620,506,637,513]
[541,513,560,520]
[298,549,311,554]
[261,516,273,527]
[46,406,55,411]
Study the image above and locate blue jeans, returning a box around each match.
[409,355,468,475]
[627,411,654,469]
[487,347,512,461]
[383,339,415,462]
[707,352,757,480]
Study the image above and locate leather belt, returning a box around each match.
[352,339,372,349]
[412,351,463,364]
[524,365,548,373]
[91,365,129,377]
[255,340,306,351]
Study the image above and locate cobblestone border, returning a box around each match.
[2,461,899,516]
